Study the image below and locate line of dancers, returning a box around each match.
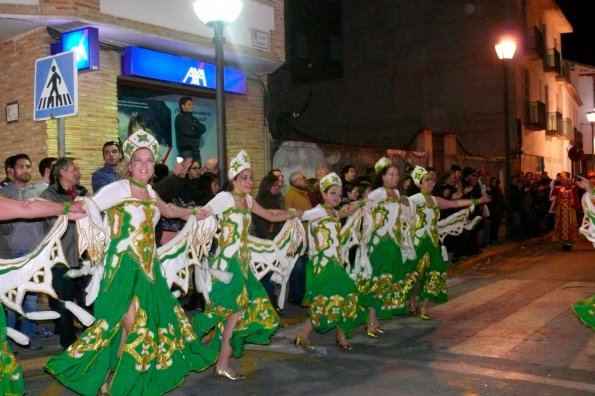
[5,129,593,396]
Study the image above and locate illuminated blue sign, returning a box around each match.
[61,27,100,71]
[122,47,246,95]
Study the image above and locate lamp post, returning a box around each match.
[495,39,516,241]
[586,111,595,172]
[194,0,243,185]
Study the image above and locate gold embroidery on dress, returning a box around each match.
[313,223,331,252]
[307,293,359,327]
[174,305,197,342]
[122,326,158,372]
[67,319,115,358]
[372,206,389,230]
[423,270,447,297]
[130,298,145,333]
[204,300,234,319]
[236,288,249,308]
[156,327,175,370]
[393,269,419,309]
[133,205,156,280]
[107,207,125,239]
[218,220,236,249]
[235,297,278,331]
[1,340,19,378]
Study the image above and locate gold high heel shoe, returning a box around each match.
[416,307,430,320]
[293,335,316,351]
[364,325,380,339]
[373,323,385,334]
[214,367,246,381]
[336,335,353,351]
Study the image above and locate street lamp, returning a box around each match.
[194,0,243,185]
[495,39,516,241]
[586,110,595,172]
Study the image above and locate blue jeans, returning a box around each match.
[288,255,307,305]
[7,293,38,338]
[6,249,38,338]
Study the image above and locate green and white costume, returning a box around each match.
[408,193,447,304]
[192,192,280,357]
[46,181,216,396]
[301,205,367,335]
[2,217,78,396]
[573,189,595,330]
[1,292,24,396]
[364,188,416,317]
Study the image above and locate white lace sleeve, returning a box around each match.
[204,192,235,216]
[366,188,385,207]
[301,205,326,221]
[90,180,128,211]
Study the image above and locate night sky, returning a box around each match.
[556,0,595,66]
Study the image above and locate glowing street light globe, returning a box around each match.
[193,0,243,26]
[495,39,517,60]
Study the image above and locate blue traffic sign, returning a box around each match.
[34,51,78,120]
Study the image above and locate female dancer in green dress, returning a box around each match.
[407,166,489,319]
[364,158,414,336]
[193,150,300,380]
[46,131,215,396]
[1,198,85,396]
[292,173,368,352]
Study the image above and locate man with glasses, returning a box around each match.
[91,141,122,193]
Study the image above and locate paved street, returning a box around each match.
[16,237,595,395]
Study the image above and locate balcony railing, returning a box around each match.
[525,100,546,130]
[544,48,562,75]
[557,60,571,82]
[561,117,573,137]
[546,111,563,135]
[524,26,545,60]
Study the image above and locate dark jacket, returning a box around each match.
[40,183,88,268]
[175,111,206,151]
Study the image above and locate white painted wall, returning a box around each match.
[100,0,274,50]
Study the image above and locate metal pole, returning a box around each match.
[57,117,66,157]
[503,60,512,242]
[213,22,227,187]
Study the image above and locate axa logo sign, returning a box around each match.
[183,66,208,87]
[122,47,246,95]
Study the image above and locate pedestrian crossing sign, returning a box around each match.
[34,51,78,121]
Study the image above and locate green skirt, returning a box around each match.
[46,253,216,396]
[414,237,447,304]
[1,306,24,396]
[572,294,595,331]
[303,257,368,337]
[193,254,279,358]
[392,256,419,315]
[367,236,403,318]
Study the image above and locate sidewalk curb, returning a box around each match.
[19,238,545,375]
[447,238,542,276]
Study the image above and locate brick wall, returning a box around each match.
[0,0,283,187]
[0,28,119,186]
[45,49,120,187]
[227,77,267,183]
[0,28,50,182]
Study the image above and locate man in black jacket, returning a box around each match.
[175,96,206,164]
